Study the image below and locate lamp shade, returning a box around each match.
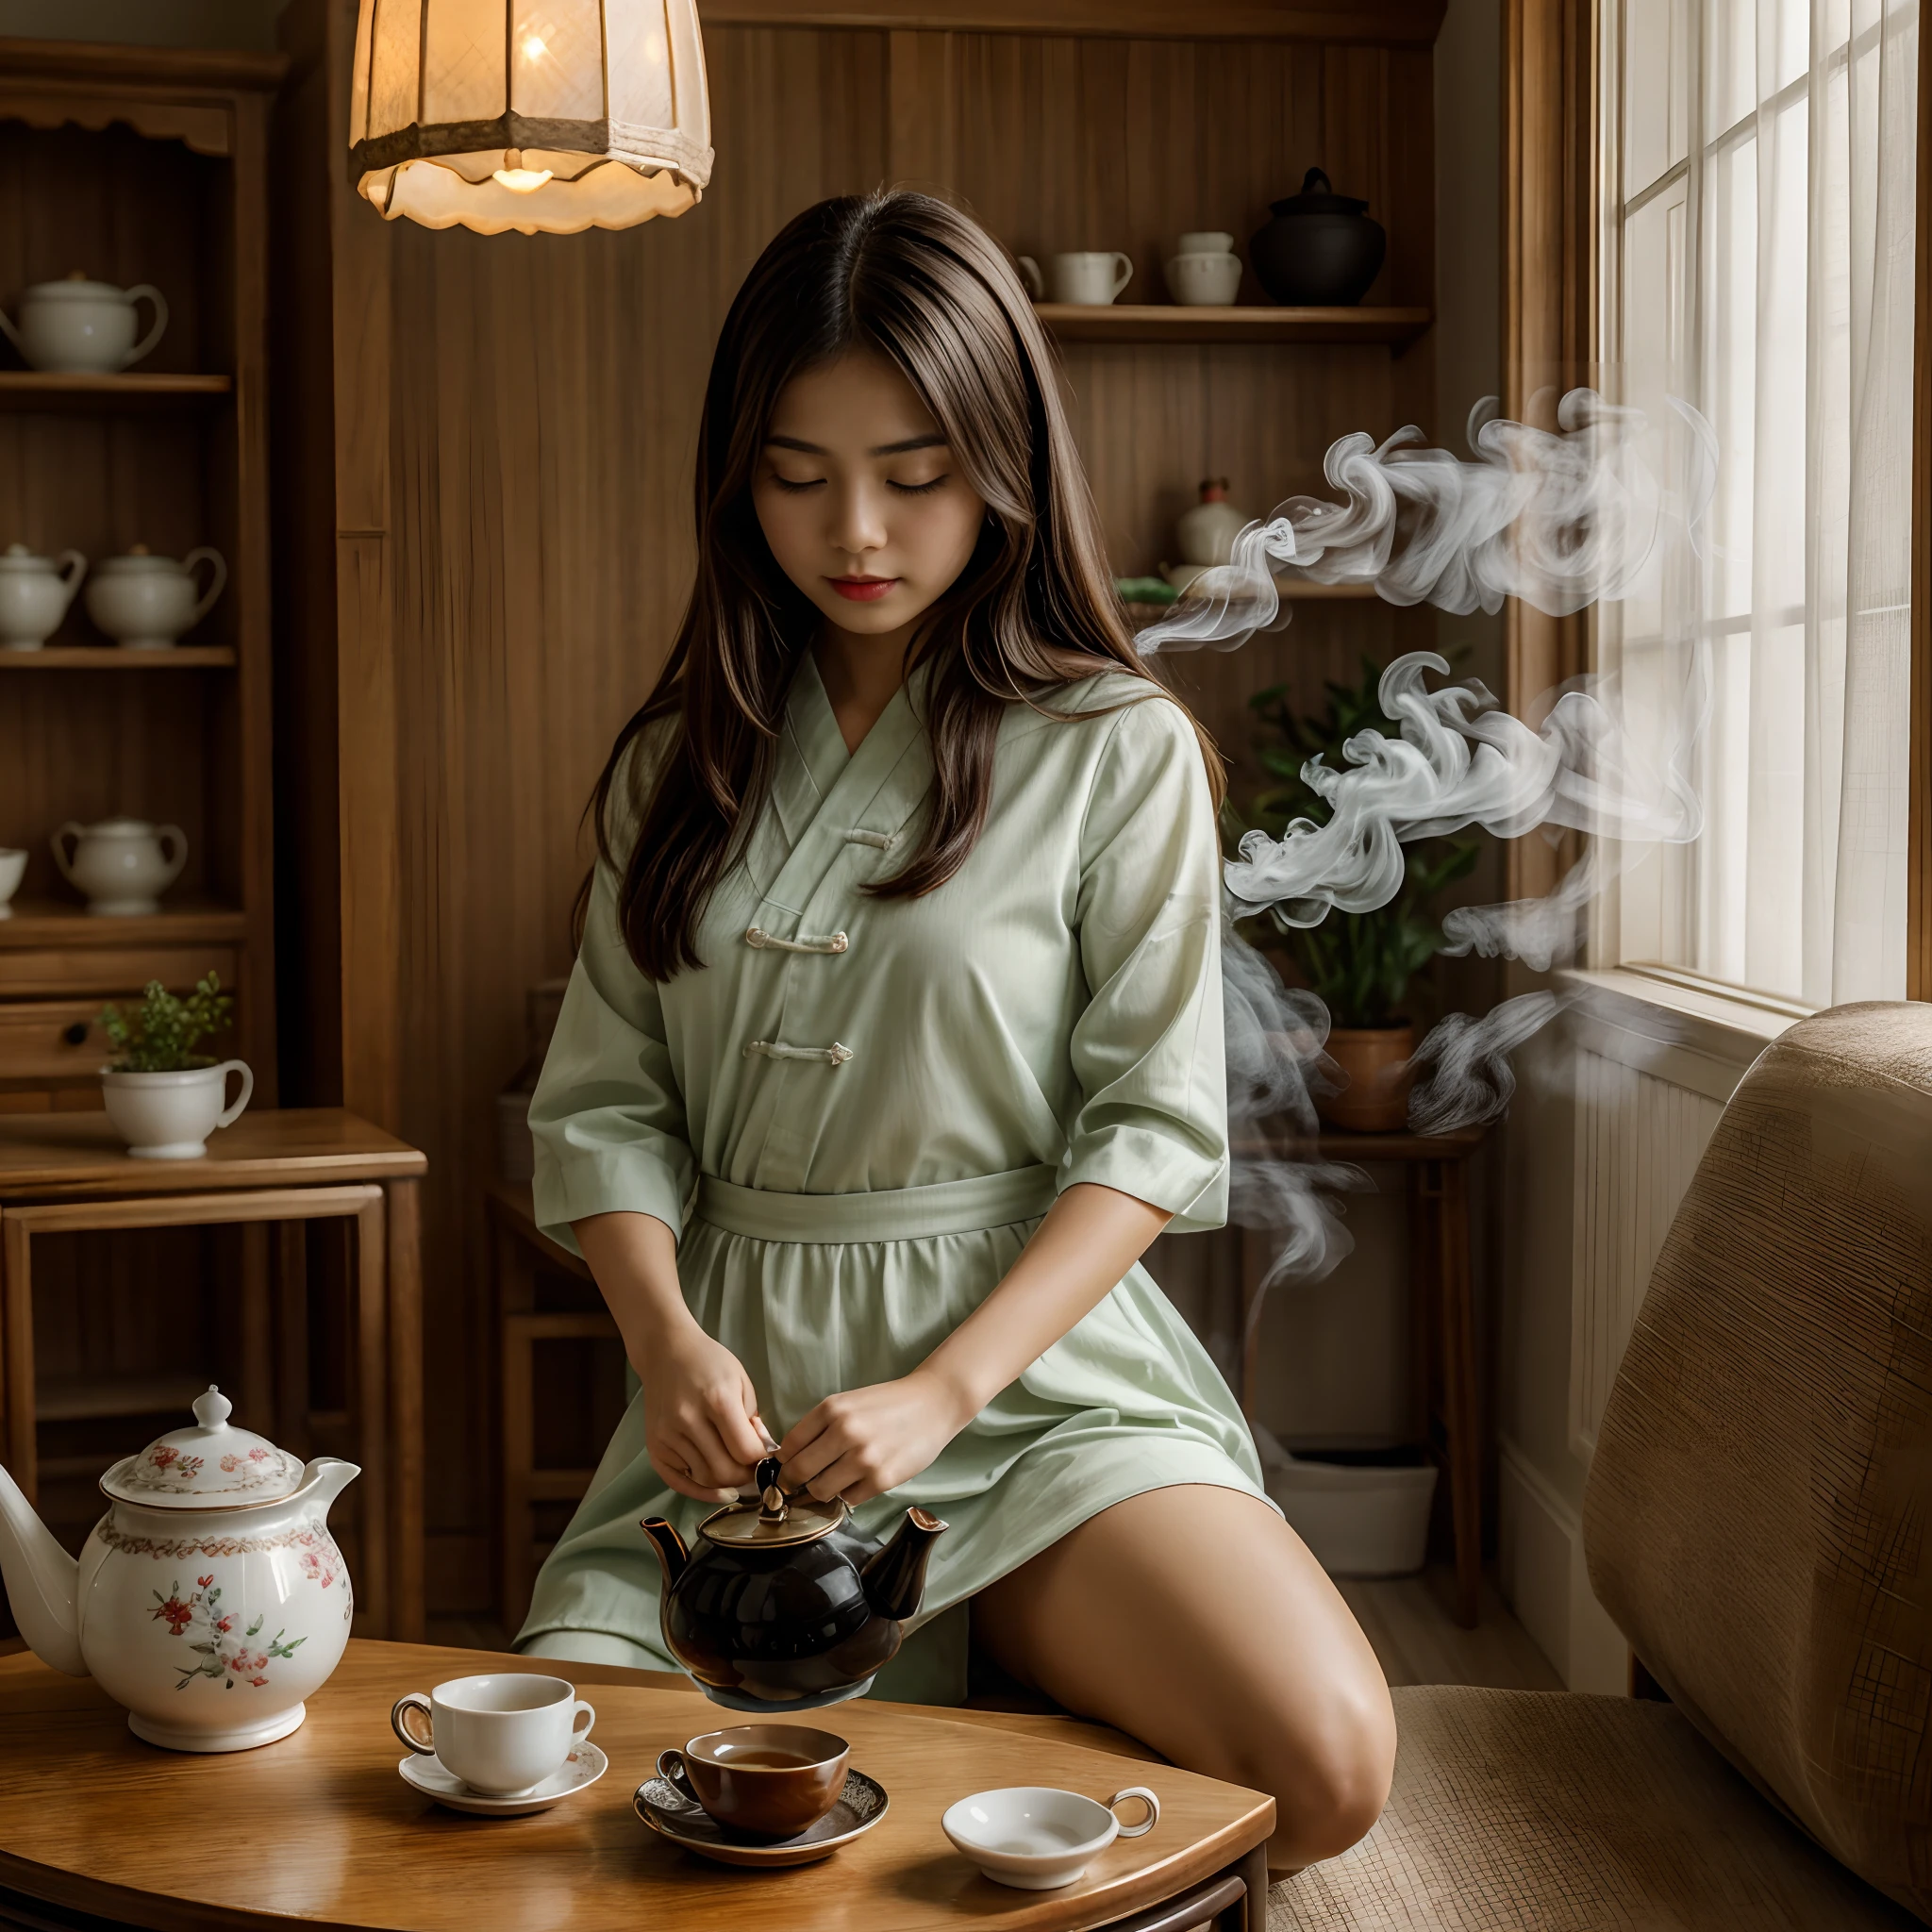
[348,0,713,236]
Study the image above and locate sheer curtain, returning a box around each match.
[1602,0,1917,1008]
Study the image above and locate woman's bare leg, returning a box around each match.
[973,1485,1395,1874]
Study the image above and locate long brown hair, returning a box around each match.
[586,189,1223,979]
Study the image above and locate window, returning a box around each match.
[1596,0,1916,1008]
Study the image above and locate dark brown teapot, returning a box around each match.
[642,1457,947,1712]
[1249,168,1388,307]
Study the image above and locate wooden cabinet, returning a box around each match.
[0,42,283,1110]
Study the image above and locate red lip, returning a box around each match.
[826,576,897,603]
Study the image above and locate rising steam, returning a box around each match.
[1188,390,1715,1301]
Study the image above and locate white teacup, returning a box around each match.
[942,1784,1160,1890]
[1017,251,1133,306]
[391,1674,594,1797]
[0,849,24,919]
[102,1062,253,1160]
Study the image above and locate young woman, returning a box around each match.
[519,190,1395,1871]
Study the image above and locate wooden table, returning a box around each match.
[0,1108,426,1640]
[0,1641,1274,1931]
[1236,1126,1488,1628]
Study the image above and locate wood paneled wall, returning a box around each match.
[275,0,1439,1605]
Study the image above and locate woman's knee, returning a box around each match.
[1242,1677,1396,1864]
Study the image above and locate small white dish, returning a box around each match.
[398,1739,607,1816]
[941,1784,1159,1890]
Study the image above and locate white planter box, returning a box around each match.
[1265,1456,1439,1579]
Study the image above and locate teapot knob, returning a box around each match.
[756,1455,788,1522]
[192,1385,232,1430]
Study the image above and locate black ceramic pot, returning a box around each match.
[1249,168,1387,307]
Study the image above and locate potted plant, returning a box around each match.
[97,973,253,1159]
[1237,658,1479,1131]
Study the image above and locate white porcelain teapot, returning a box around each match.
[0,1388,358,1752]
[53,817,187,916]
[85,545,225,650]
[0,543,86,649]
[0,273,168,375]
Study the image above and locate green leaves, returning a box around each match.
[1238,658,1483,1028]
[99,972,233,1073]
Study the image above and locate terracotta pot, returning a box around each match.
[1317,1024,1414,1132]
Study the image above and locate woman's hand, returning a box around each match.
[572,1208,772,1506]
[776,1372,970,1507]
[637,1319,774,1505]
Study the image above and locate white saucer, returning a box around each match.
[398,1740,608,1816]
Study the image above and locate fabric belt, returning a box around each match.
[693,1165,1058,1244]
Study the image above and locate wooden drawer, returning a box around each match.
[0,947,239,1000]
[0,1000,119,1081]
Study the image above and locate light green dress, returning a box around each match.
[516,657,1271,1703]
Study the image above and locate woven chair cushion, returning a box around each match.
[1583,1002,1932,1917]
[1269,1685,1917,1932]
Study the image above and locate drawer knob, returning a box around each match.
[63,1022,90,1046]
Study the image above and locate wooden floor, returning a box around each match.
[429,1564,1562,1696]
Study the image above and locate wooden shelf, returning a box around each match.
[1276,577,1380,600]
[0,901,251,949]
[37,1374,208,1425]
[0,372,233,412]
[692,2,1447,45]
[0,646,235,668]
[1036,304,1432,346]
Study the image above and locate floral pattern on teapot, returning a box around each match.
[151,1574,308,1690]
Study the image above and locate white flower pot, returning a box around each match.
[101,1062,252,1159]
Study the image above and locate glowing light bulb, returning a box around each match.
[492,167,555,193]
[522,33,547,58]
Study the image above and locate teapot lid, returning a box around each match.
[698,1457,848,1548]
[96,545,176,575]
[101,1387,305,1510]
[25,273,127,302]
[1270,167,1372,217]
[0,544,52,571]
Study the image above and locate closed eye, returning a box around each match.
[889,476,948,495]
[769,475,825,493]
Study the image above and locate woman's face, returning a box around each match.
[753,349,988,641]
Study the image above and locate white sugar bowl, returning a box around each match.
[0,274,168,375]
[53,818,188,917]
[85,545,226,649]
[1163,232,1243,307]
[0,543,86,649]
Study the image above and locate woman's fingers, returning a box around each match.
[651,1435,736,1504]
[712,1383,771,1469]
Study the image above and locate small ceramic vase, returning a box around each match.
[0,849,25,919]
[1176,479,1252,568]
[52,818,188,916]
[0,274,168,375]
[0,544,86,649]
[102,1061,253,1160]
[1163,233,1243,307]
[85,546,226,649]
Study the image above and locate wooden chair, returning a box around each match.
[1274,1003,1932,1929]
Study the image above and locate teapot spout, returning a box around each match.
[859,1506,948,1625]
[0,1461,84,1676]
[295,1457,360,1518]
[641,1517,689,1590]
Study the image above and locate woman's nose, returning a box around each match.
[828,479,889,559]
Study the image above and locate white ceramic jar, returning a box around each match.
[52,818,188,916]
[0,1387,358,1753]
[85,546,226,650]
[0,275,168,375]
[102,1061,253,1160]
[1163,232,1243,308]
[0,543,86,649]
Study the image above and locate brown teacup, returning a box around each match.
[657,1724,850,1840]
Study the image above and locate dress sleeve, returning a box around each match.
[1061,694,1229,1233]
[527,750,694,1254]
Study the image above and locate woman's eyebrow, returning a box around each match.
[763,433,949,457]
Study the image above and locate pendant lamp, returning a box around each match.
[348,0,713,236]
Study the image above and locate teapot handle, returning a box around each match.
[154,824,189,889]
[0,308,21,359]
[120,285,168,370]
[182,547,226,628]
[54,551,86,616]
[50,822,84,887]
[211,1060,253,1132]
